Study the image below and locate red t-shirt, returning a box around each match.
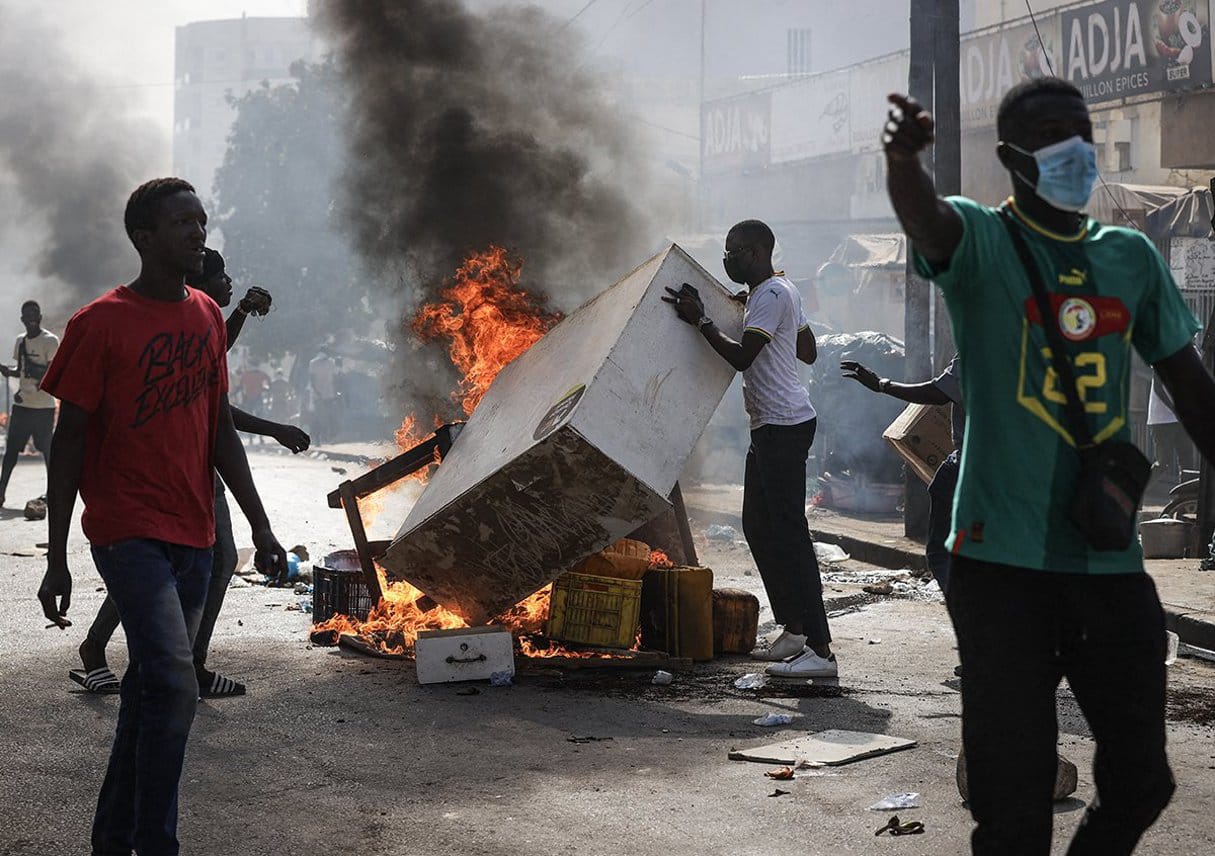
[41,286,229,548]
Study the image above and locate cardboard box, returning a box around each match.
[881,403,955,485]
[415,626,515,685]
[379,244,743,624]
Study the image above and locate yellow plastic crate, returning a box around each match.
[546,571,642,649]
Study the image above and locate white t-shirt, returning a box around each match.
[13,331,59,409]
[741,274,816,430]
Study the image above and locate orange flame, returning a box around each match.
[412,245,561,416]
[649,549,674,569]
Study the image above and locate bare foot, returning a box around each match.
[79,637,108,672]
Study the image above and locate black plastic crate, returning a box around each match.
[313,550,374,623]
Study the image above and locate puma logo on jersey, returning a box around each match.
[1058,268,1087,287]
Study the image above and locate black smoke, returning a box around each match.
[311,0,653,313]
[0,3,164,310]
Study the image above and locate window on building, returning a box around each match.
[1115,141,1132,172]
[787,28,812,76]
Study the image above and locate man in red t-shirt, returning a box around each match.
[37,177,288,856]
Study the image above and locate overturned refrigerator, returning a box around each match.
[376,244,743,624]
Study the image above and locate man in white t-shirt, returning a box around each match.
[0,300,59,505]
[664,219,835,678]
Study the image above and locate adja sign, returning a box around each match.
[1062,0,1212,103]
[701,91,771,174]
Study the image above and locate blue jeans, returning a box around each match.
[90,539,212,856]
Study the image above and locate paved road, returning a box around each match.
[0,453,1212,855]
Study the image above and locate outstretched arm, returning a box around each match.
[884,93,964,267]
[225,287,272,350]
[231,405,310,453]
[840,360,951,405]
[214,398,288,579]
[1155,345,1215,464]
[662,284,767,371]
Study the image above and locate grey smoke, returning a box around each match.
[311,0,654,315]
[0,3,164,311]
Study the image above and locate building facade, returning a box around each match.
[173,16,322,200]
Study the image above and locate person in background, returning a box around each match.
[0,300,59,506]
[884,77,1215,853]
[841,355,963,591]
[663,219,836,680]
[308,348,338,443]
[75,247,308,698]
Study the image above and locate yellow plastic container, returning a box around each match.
[547,571,642,649]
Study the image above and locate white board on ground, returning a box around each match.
[728,729,916,766]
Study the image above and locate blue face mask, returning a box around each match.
[1006,135,1098,213]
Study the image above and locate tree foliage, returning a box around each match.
[212,60,372,366]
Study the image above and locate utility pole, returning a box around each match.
[903,0,960,539]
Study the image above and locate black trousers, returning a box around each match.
[741,418,831,646]
[0,404,53,493]
[947,557,1174,855]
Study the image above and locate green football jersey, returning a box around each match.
[915,196,1200,574]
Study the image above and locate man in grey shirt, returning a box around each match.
[664,219,835,678]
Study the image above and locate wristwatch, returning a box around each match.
[878,378,891,393]
[696,316,713,331]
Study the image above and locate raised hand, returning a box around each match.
[883,93,935,162]
[239,287,273,317]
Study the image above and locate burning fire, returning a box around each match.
[411,245,561,416]
[649,549,674,569]
[321,248,632,659]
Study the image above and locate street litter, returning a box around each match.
[705,524,740,542]
[869,638,882,645]
[765,766,795,780]
[734,673,769,690]
[489,671,513,687]
[813,542,850,564]
[1166,631,1179,666]
[869,792,921,811]
[24,497,47,521]
[752,713,795,727]
[768,788,790,798]
[568,735,613,744]
[455,686,480,696]
[863,581,894,595]
[652,670,674,685]
[730,729,916,766]
[875,816,925,837]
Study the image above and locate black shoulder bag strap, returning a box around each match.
[998,209,1093,449]
[998,207,1150,551]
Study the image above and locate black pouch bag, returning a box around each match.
[1000,211,1150,551]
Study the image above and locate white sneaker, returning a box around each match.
[750,630,807,661]
[765,647,839,679]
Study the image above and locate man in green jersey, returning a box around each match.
[883,77,1215,854]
